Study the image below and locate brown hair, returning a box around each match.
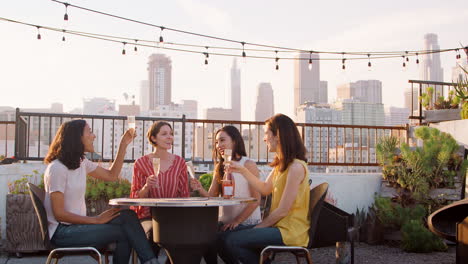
[213,125,247,178]
[44,119,87,170]
[147,121,172,148]
[265,114,306,172]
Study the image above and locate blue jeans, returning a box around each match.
[220,224,284,264]
[51,209,156,264]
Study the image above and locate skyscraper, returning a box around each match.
[294,52,324,115]
[230,58,241,120]
[337,80,382,104]
[255,82,274,121]
[420,34,444,94]
[147,54,172,109]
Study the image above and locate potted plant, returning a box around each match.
[454,65,468,119]
[85,176,131,216]
[420,86,461,122]
[6,170,46,255]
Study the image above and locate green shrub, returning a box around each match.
[198,173,213,191]
[8,170,44,194]
[85,176,131,201]
[401,220,447,252]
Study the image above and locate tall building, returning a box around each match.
[230,59,241,120]
[83,98,116,115]
[204,108,235,120]
[451,61,468,82]
[294,52,324,115]
[319,81,328,104]
[148,54,172,109]
[254,82,274,121]
[404,87,419,113]
[333,99,385,126]
[337,80,382,104]
[384,106,410,126]
[420,33,444,94]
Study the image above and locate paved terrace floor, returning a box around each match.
[0,243,456,264]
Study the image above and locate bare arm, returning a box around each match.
[89,129,134,182]
[190,171,221,197]
[50,192,120,224]
[227,161,274,196]
[256,161,306,228]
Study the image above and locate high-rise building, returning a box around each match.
[337,80,382,104]
[384,106,410,126]
[83,98,116,115]
[319,81,328,104]
[294,52,324,115]
[420,33,444,94]
[404,87,419,113]
[333,99,385,126]
[230,59,241,120]
[254,82,274,121]
[451,61,468,82]
[148,54,172,109]
[204,108,235,120]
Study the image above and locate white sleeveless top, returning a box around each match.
[219,157,261,225]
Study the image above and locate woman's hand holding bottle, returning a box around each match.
[189,178,203,191]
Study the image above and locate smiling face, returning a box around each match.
[215,131,234,156]
[151,124,174,150]
[81,123,96,153]
[263,126,278,153]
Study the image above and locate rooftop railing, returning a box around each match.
[0,121,15,158]
[12,108,408,167]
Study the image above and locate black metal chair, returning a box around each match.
[27,183,111,264]
[259,182,329,264]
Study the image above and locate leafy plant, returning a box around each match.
[420,86,460,110]
[198,173,213,191]
[85,176,131,201]
[8,169,44,194]
[401,220,447,252]
[454,65,468,119]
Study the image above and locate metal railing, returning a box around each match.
[0,121,15,158]
[408,79,459,125]
[14,108,408,167]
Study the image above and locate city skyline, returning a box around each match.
[0,0,467,121]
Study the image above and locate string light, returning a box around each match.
[63,3,69,21]
[62,29,66,41]
[205,46,209,58]
[159,27,164,44]
[308,51,313,70]
[402,56,406,70]
[134,40,138,52]
[342,53,346,71]
[275,51,279,70]
[405,51,409,62]
[416,52,419,64]
[367,54,372,70]
[121,42,126,55]
[36,26,41,40]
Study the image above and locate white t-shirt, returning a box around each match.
[220,157,261,225]
[43,158,98,238]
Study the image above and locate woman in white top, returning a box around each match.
[43,119,159,264]
[190,125,261,263]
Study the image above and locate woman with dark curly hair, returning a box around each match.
[43,119,159,264]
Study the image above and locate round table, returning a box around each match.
[109,197,256,264]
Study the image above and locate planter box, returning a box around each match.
[424,109,461,123]
[6,194,46,253]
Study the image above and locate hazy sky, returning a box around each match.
[1,0,467,120]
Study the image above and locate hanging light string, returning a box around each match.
[0,16,463,63]
[50,0,464,58]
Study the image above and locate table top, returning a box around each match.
[109,197,257,207]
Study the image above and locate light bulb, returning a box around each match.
[308,59,312,70]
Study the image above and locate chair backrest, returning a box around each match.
[27,182,52,249]
[307,182,329,248]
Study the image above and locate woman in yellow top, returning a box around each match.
[223,113,310,264]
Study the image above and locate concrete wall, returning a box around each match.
[0,162,381,238]
[430,119,468,149]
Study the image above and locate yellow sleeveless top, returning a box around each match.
[271,159,310,246]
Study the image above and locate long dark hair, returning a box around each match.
[213,125,247,178]
[44,119,87,170]
[147,121,172,148]
[266,114,306,172]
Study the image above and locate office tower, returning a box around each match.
[230,58,241,120]
[204,108,235,120]
[294,52,323,114]
[385,106,410,126]
[420,33,444,95]
[334,99,384,126]
[337,80,382,104]
[319,81,328,104]
[83,98,116,115]
[404,87,419,113]
[255,82,274,121]
[148,54,172,109]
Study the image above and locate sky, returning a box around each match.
[0,0,467,121]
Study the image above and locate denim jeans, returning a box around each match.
[51,209,156,264]
[219,224,284,264]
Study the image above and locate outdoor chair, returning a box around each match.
[259,182,329,264]
[27,183,112,264]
